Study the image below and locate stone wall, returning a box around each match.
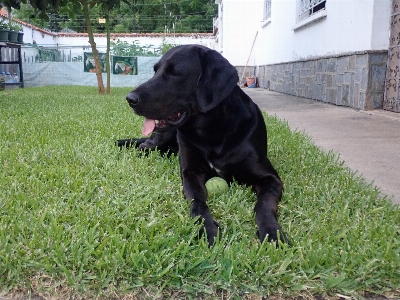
[237,51,387,111]
[385,0,400,112]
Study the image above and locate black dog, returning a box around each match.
[120,45,287,246]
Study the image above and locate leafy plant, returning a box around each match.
[111,39,159,57]
[9,22,22,31]
[0,19,9,29]
[113,23,125,33]
[159,38,177,54]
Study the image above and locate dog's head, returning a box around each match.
[126,45,239,136]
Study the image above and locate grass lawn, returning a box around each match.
[0,86,399,299]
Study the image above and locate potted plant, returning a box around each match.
[0,19,10,42]
[13,23,24,43]
[8,23,20,43]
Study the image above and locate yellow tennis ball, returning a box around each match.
[205,177,229,195]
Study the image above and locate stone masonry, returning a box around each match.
[237,51,387,111]
[385,0,400,112]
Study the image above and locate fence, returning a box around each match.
[2,44,161,88]
[20,44,161,63]
[22,57,160,88]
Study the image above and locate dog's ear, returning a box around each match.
[196,48,239,113]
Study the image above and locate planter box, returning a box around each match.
[17,32,24,44]
[0,29,9,42]
[8,30,18,43]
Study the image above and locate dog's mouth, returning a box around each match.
[142,109,187,136]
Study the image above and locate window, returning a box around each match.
[264,0,271,21]
[298,0,326,22]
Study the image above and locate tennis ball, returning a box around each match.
[205,177,229,195]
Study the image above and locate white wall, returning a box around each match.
[54,34,216,50]
[371,0,392,50]
[17,27,216,63]
[216,0,391,66]
[20,26,57,45]
[218,0,262,66]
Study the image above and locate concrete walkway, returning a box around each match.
[244,88,400,205]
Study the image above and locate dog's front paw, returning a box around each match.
[116,139,133,148]
[257,225,289,247]
[138,140,156,150]
[116,138,148,149]
[199,219,222,247]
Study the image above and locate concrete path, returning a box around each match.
[245,88,400,205]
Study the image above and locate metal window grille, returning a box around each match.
[264,0,271,20]
[298,0,326,21]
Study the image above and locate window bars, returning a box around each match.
[264,0,271,20]
[298,0,326,21]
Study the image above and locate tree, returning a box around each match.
[101,0,114,94]
[97,0,130,94]
[81,0,106,93]
[11,0,216,33]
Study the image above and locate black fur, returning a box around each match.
[119,45,287,246]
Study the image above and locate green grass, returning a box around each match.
[0,86,399,299]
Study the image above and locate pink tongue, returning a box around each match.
[142,118,156,136]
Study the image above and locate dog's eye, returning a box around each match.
[165,65,180,77]
[171,69,183,77]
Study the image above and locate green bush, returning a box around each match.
[111,39,159,57]
[0,19,9,29]
[9,22,23,31]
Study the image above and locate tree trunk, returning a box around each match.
[82,1,105,94]
[105,10,111,94]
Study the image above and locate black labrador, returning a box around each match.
[119,45,287,246]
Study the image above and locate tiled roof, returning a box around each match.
[0,7,6,17]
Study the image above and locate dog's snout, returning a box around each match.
[126,92,141,106]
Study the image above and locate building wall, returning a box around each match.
[215,0,391,110]
[22,26,57,45]
[218,0,262,66]
[217,0,391,65]
[245,51,386,110]
[258,0,386,65]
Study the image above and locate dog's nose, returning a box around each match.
[126,92,140,106]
